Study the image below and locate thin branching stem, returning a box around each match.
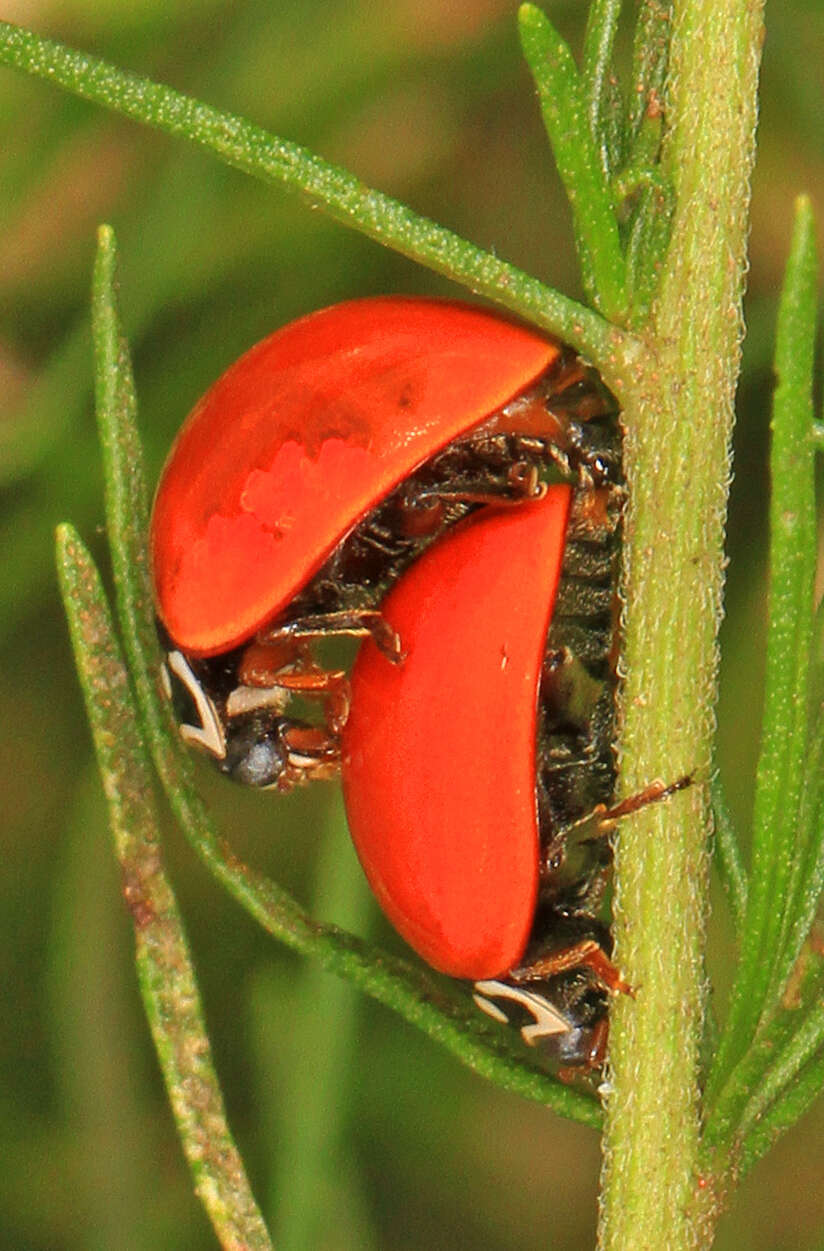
[0,19,635,382]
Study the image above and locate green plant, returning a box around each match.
[3,3,823,1248]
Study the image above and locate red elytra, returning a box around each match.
[341,487,572,980]
[151,297,560,657]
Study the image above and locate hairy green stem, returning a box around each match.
[597,1,764,1247]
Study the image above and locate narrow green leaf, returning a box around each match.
[582,0,626,180]
[707,196,819,1112]
[623,176,675,325]
[518,3,627,321]
[739,1038,824,1175]
[610,3,673,324]
[55,524,274,1251]
[704,943,824,1147]
[776,594,824,1016]
[91,227,155,665]
[90,225,599,1124]
[736,982,824,1146]
[0,18,623,372]
[628,0,671,141]
[710,774,747,938]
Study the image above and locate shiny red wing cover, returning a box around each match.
[151,298,559,655]
[341,486,572,979]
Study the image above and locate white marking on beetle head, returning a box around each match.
[473,979,571,1045]
[225,684,291,718]
[166,650,227,759]
[472,990,509,1025]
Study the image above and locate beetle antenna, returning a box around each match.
[600,773,693,823]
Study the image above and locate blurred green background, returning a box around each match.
[2,2,823,1248]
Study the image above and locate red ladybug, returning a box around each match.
[150,297,619,793]
[149,296,689,1066]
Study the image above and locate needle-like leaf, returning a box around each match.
[0,19,625,374]
[518,4,627,321]
[707,196,819,1125]
[55,523,274,1251]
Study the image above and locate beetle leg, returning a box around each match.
[537,775,691,911]
[270,670,351,734]
[556,1018,610,1080]
[569,1018,609,1071]
[283,723,341,760]
[358,526,415,556]
[236,638,351,732]
[556,773,694,845]
[277,723,341,791]
[398,459,545,528]
[596,774,693,827]
[261,611,405,665]
[510,938,633,998]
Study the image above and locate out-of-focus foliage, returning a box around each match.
[1,2,822,1248]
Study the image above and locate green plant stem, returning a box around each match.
[597,1,764,1248]
[753,197,818,1004]
[0,18,629,376]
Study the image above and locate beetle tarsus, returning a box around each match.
[510,938,633,998]
[236,637,352,733]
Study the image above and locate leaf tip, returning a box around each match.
[793,192,813,218]
[55,520,79,561]
[517,3,544,37]
[791,195,816,246]
[94,222,119,292]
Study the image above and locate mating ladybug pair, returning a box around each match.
[150,297,680,1069]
